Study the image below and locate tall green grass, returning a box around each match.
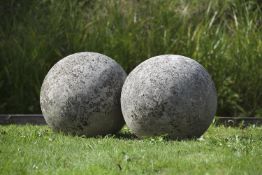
[0,0,261,117]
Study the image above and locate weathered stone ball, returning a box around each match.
[121,55,217,139]
[40,52,127,136]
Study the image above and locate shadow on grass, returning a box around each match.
[73,131,140,140]
[57,129,200,141]
[112,132,139,140]
[105,133,200,142]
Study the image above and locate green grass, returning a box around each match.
[0,125,262,174]
[0,0,261,117]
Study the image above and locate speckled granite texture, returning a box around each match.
[121,55,217,139]
[40,52,127,136]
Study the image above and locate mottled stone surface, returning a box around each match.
[121,55,217,139]
[40,52,127,136]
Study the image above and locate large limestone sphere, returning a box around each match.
[121,55,217,139]
[40,52,127,136]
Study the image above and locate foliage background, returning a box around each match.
[0,0,261,117]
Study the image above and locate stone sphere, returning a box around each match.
[40,52,127,136]
[121,55,217,139]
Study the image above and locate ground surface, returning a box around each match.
[0,125,262,175]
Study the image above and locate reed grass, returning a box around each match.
[0,0,261,116]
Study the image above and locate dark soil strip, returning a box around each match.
[0,114,46,125]
[215,117,262,127]
[0,114,262,126]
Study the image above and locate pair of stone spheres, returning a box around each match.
[40,52,217,139]
[40,52,127,136]
[121,55,217,139]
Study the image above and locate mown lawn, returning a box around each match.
[0,125,262,175]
